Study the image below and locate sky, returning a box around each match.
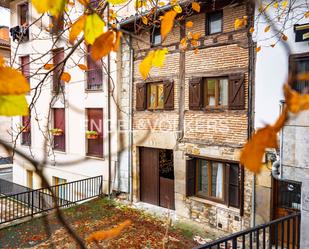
[0,7,10,27]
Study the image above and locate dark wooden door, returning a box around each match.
[159,177,175,209]
[273,179,301,248]
[140,147,159,206]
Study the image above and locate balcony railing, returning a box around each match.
[194,212,301,249]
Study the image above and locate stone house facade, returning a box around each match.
[119,0,255,233]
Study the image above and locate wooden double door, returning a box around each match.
[139,147,175,210]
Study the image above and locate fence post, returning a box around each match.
[31,190,34,217]
[99,175,103,196]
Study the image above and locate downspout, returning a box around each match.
[128,35,134,202]
[107,3,111,197]
[247,0,256,227]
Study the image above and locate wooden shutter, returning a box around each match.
[87,108,103,157]
[228,164,240,208]
[19,3,28,25]
[189,78,203,110]
[87,46,103,90]
[53,108,65,151]
[163,80,174,110]
[228,74,245,110]
[186,158,196,196]
[136,83,146,111]
[21,115,31,146]
[20,55,30,81]
[52,49,64,91]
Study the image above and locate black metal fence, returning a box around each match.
[0,176,103,224]
[194,212,301,249]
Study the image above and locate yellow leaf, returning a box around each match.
[32,0,66,17]
[107,0,128,5]
[305,12,309,18]
[139,51,155,80]
[282,0,288,8]
[234,17,247,30]
[78,64,88,70]
[152,48,168,68]
[84,13,105,45]
[78,0,88,6]
[0,66,30,95]
[249,27,255,33]
[0,95,28,116]
[180,37,187,47]
[161,10,177,40]
[281,34,288,41]
[0,56,5,66]
[91,30,115,61]
[44,64,54,70]
[192,32,201,40]
[112,31,122,52]
[69,15,87,44]
[142,16,148,25]
[158,1,165,6]
[256,46,261,52]
[274,2,278,9]
[173,5,182,13]
[191,2,200,12]
[86,220,132,242]
[284,84,309,113]
[194,48,199,54]
[264,25,270,32]
[186,21,193,28]
[61,72,71,82]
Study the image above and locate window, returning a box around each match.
[50,14,64,34]
[189,74,245,110]
[290,53,309,93]
[52,176,67,200]
[136,81,174,111]
[53,108,65,152]
[151,26,162,46]
[86,46,103,90]
[276,180,301,210]
[20,55,30,94]
[26,169,33,189]
[52,48,65,92]
[186,157,243,208]
[21,115,31,146]
[86,108,103,158]
[206,11,223,35]
[19,3,28,26]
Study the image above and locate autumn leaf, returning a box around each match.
[139,51,155,80]
[186,21,193,28]
[152,49,168,67]
[173,5,182,13]
[84,13,105,45]
[91,31,116,61]
[112,31,122,52]
[61,72,71,82]
[282,0,288,9]
[191,2,200,12]
[264,25,270,32]
[256,46,261,52]
[281,34,288,41]
[44,64,54,70]
[0,95,28,116]
[284,84,309,113]
[274,2,279,9]
[192,32,201,40]
[86,220,132,242]
[305,12,309,18]
[234,16,248,30]
[0,66,30,95]
[78,0,89,6]
[297,72,309,81]
[69,15,87,44]
[161,10,177,40]
[249,27,255,33]
[107,0,128,5]
[32,0,67,17]
[142,16,148,25]
[78,64,88,70]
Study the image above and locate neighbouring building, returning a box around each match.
[0,25,13,179]
[119,0,255,233]
[8,0,123,193]
[253,1,308,247]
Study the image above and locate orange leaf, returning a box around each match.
[192,32,201,40]
[91,30,115,61]
[0,66,30,95]
[264,25,270,32]
[194,48,199,54]
[44,64,54,70]
[284,84,309,113]
[69,15,87,44]
[161,10,177,40]
[297,72,309,81]
[142,16,148,25]
[256,46,261,52]
[61,72,71,83]
[0,56,5,66]
[78,0,89,6]
[112,31,122,52]
[86,220,132,242]
[249,27,255,33]
[78,64,88,70]
[186,21,193,28]
[305,11,309,18]
[281,34,288,41]
[191,2,200,12]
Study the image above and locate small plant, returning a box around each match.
[50,128,63,136]
[86,130,98,139]
[19,125,30,133]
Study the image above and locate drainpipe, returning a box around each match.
[128,36,134,202]
[107,3,111,198]
[279,100,285,179]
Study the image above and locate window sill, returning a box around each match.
[188,196,240,214]
[53,149,66,154]
[85,155,105,161]
[85,89,103,93]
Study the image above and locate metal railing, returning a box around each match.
[0,175,103,224]
[194,212,301,249]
